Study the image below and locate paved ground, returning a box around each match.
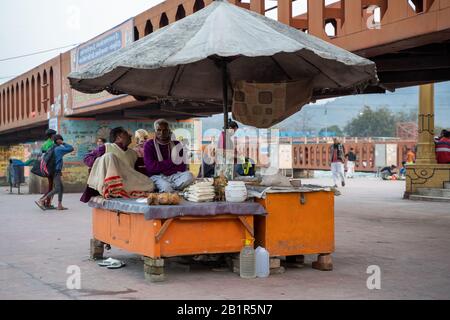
[0,176,449,300]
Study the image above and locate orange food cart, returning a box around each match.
[250,186,335,271]
[89,185,335,281]
[89,198,265,281]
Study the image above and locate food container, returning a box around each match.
[290,179,302,188]
[225,181,248,202]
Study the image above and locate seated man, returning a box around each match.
[144,119,194,193]
[133,129,150,175]
[399,161,407,179]
[436,130,450,164]
[80,127,154,202]
[235,157,256,177]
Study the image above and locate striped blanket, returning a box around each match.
[87,153,155,199]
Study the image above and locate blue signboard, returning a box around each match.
[78,30,122,65]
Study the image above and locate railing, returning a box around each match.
[0,55,61,133]
[203,137,416,172]
[291,141,416,172]
[133,0,448,43]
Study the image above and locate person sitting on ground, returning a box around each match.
[133,129,149,175]
[37,135,74,210]
[380,165,397,180]
[435,129,450,164]
[144,119,194,193]
[80,127,154,202]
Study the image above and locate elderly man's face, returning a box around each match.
[156,122,171,141]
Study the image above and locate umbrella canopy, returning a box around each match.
[68,0,379,126]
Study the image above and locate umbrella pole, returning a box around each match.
[221,60,229,134]
[220,60,230,178]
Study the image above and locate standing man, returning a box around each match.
[41,129,56,208]
[405,148,416,165]
[330,138,346,188]
[345,147,357,179]
[144,119,194,193]
[217,120,239,150]
[37,135,73,210]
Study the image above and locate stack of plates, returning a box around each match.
[184,180,215,202]
[225,181,248,203]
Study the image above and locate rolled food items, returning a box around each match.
[157,193,170,205]
[147,192,181,205]
[169,193,181,205]
[147,193,159,205]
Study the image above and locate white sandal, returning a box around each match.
[106,260,126,269]
[97,257,118,267]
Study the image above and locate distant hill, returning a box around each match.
[200,81,450,135]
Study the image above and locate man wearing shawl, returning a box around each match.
[144,119,194,193]
[80,127,154,202]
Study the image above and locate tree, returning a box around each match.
[319,125,343,137]
[395,109,418,123]
[345,106,396,137]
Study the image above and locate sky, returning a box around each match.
[0,0,165,84]
[0,0,341,85]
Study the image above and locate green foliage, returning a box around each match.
[344,106,397,137]
[395,109,418,123]
[319,125,343,137]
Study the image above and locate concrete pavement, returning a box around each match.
[0,176,449,300]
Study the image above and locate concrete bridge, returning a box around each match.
[0,0,449,194]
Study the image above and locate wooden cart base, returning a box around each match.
[255,191,335,271]
[91,208,254,281]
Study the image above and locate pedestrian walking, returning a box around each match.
[37,135,73,211]
[330,138,346,188]
[345,147,357,178]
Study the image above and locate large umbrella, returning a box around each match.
[68,0,379,129]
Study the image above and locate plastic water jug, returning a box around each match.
[255,246,270,278]
[239,239,256,279]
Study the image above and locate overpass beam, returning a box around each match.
[307,0,327,39]
[250,0,265,15]
[277,0,292,26]
[415,84,436,164]
[342,0,362,34]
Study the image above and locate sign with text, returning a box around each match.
[70,19,134,111]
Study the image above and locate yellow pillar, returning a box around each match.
[415,84,436,165]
